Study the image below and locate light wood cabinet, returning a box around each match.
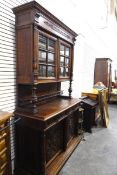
[0,111,12,175]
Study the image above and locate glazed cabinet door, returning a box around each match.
[37,30,57,80]
[59,40,71,80]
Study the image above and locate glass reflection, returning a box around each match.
[48,66,55,77]
[65,58,69,66]
[60,56,64,66]
[39,65,46,77]
[60,45,65,55]
[65,47,70,56]
[48,39,55,51]
[48,53,54,63]
[65,68,69,77]
[60,67,65,76]
[39,35,47,49]
[39,51,46,62]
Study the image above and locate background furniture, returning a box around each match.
[94,58,112,101]
[13,1,83,175]
[80,97,98,133]
[0,111,12,175]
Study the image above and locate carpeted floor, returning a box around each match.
[59,104,117,175]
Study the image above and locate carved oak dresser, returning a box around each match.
[13,1,82,175]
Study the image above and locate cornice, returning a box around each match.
[12,0,78,38]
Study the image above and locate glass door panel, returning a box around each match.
[65,47,70,56]
[65,58,69,67]
[60,45,65,55]
[39,65,46,77]
[39,35,47,49]
[48,39,55,51]
[48,53,54,63]
[60,67,65,76]
[47,66,55,77]
[65,68,69,77]
[60,56,64,66]
[39,50,46,63]
[38,33,56,79]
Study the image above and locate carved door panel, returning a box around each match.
[66,113,75,145]
[46,122,63,164]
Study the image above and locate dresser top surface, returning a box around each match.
[16,98,80,121]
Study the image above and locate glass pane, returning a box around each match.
[39,65,46,77]
[65,58,69,66]
[65,68,69,77]
[47,66,55,77]
[60,45,65,55]
[65,47,70,56]
[39,50,46,62]
[60,56,64,66]
[39,35,47,49]
[48,53,54,63]
[60,67,65,76]
[48,39,55,51]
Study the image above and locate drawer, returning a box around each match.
[0,140,6,152]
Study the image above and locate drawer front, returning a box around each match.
[46,104,79,130]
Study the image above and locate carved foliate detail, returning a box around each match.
[46,124,63,162]
[66,114,75,143]
[31,84,38,113]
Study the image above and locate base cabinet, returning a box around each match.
[14,99,82,175]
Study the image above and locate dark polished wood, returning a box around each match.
[15,98,82,175]
[13,1,82,175]
[94,58,112,100]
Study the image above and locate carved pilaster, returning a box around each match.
[68,71,73,98]
[31,59,38,113]
[31,83,38,113]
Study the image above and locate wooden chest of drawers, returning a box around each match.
[0,111,12,175]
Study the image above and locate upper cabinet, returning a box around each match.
[13,1,77,84]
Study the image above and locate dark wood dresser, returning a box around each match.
[13,1,82,175]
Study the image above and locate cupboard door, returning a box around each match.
[38,32,57,79]
[59,41,71,79]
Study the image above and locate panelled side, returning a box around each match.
[16,25,33,84]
